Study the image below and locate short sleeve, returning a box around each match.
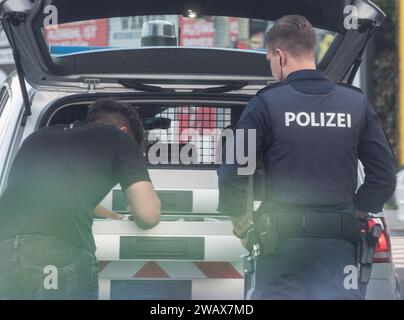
[113,133,151,191]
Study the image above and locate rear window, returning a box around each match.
[43,15,338,63]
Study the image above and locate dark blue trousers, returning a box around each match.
[246,237,365,300]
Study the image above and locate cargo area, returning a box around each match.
[36,95,250,299]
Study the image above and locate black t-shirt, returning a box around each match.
[0,121,150,253]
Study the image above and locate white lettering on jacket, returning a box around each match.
[285,112,352,128]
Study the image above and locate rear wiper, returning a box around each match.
[119,80,175,93]
[119,80,249,94]
[192,81,249,93]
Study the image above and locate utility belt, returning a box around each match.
[244,211,382,286]
[247,212,362,256]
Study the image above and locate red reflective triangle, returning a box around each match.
[98,261,110,272]
[194,262,242,279]
[134,261,170,278]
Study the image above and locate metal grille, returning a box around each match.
[146,106,232,165]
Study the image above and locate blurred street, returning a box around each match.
[384,209,404,299]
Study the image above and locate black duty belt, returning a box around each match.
[252,212,362,256]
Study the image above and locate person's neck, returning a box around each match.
[283,63,316,80]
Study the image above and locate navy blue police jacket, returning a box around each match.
[217,69,396,217]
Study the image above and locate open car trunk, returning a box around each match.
[0,0,385,92]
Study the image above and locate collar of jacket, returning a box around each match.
[286,69,329,83]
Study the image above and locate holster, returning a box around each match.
[357,219,383,285]
[254,214,281,256]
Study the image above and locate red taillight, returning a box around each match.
[368,218,391,263]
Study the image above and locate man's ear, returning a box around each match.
[276,49,287,67]
[119,126,128,134]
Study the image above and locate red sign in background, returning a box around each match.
[179,17,215,47]
[45,19,109,47]
[179,16,247,49]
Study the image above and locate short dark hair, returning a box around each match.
[85,98,144,146]
[266,15,316,58]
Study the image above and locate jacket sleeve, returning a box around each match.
[355,99,396,213]
[217,96,271,217]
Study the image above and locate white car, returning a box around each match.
[0,0,400,299]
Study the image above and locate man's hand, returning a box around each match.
[231,214,252,239]
[240,238,248,250]
[94,205,123,220]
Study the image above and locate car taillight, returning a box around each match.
[368,218,392,263]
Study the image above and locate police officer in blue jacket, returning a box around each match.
[218,15,396,300]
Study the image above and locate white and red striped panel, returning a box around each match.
[98,261,245,300]
[98,261,244,279]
